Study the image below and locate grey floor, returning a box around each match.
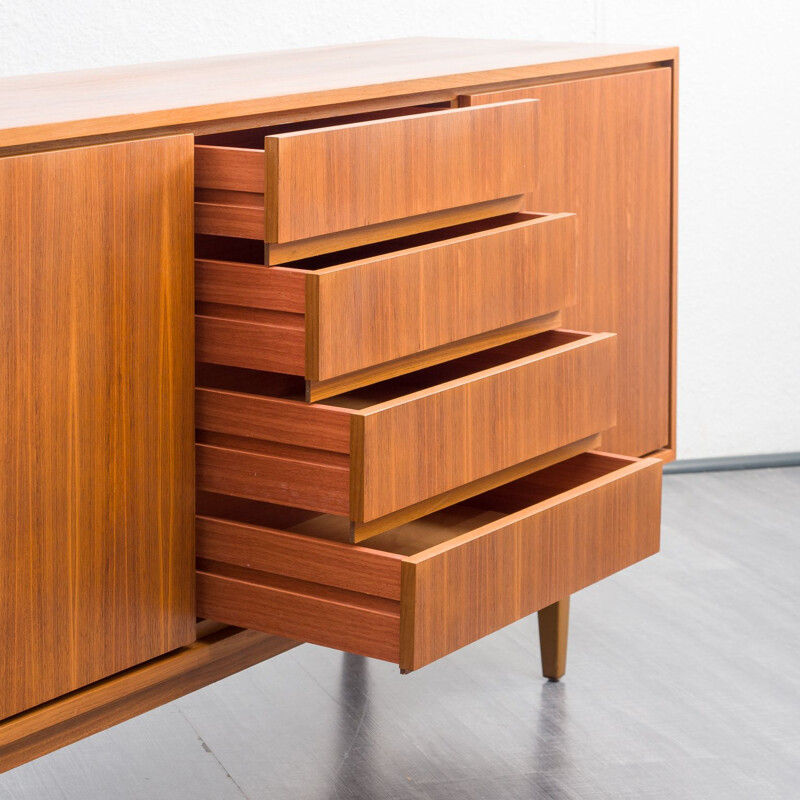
[2,467,799,799]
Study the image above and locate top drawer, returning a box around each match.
[195,101,537,257]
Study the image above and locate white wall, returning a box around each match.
[2,0,798,460]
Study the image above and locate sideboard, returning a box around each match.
[0,37,677,772]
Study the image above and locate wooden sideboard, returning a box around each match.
[0,38,677,773]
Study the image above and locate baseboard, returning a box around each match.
[664,452,800,474]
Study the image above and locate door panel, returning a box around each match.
[0,136,195,720]
[461,68,673,456]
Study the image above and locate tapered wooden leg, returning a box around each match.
[538,597,570,681]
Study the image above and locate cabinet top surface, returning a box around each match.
[0,37,676,149]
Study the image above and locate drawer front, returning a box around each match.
[400,453,661,670]
[308,212,576,382]
[195,331,617,523]
[196,100,537,244]
[196,452,662,671]
[352,331,617,521]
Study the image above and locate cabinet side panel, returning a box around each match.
[463,68,673,456]
[0,136,195,720]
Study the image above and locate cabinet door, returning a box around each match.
[0,136,195,720]
[461,68,674,457]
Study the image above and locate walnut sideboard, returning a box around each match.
[0,38,677,772]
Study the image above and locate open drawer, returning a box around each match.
[196,329,618,537]
[196,451,663,672]
[195,211,577,400]
[194,100,537,259]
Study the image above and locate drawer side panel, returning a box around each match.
[196,568,401,663]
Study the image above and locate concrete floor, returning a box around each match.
[2,467,799,799]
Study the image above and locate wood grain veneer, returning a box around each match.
[196,564,402,664]
[196,259,305,313]
[195,384,352,453]
[0,136,195,721]
[197,516,404,599]
[349,434,600,542]
[398,453,662,671]
[195,435,599,544]
[0,39,675,768]
[195,330,617,526]
[195,311,307,375]
[461,67,673,458]
[0,39,678,149]
[348,330,617,521]
[195,441,351,517]
[193,104,437,195]
[669,55,679,459]
[195,211,576,391]
[197,196,526,262]
[267,100,536,242]
[538,599,570,681]
[195,100,538,244]
[305,313,563,403]
[305,212,576,381]
[195,452,662,672]
[0,626,298,774]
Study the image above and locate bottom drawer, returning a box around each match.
[196,451,662,672]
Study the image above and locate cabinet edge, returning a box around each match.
[0,627,299,774]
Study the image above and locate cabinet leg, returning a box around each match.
[538,597,570,681]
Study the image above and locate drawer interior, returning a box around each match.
[301,451,641,553]
[195,104,448,151]
[201,451,636,554]
[198,329,593,411]
[314,330,592,409]
[197,451,662,670]
[197,452,637,544]
[196,211,551,273]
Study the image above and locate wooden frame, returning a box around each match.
[0,40,678,150]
